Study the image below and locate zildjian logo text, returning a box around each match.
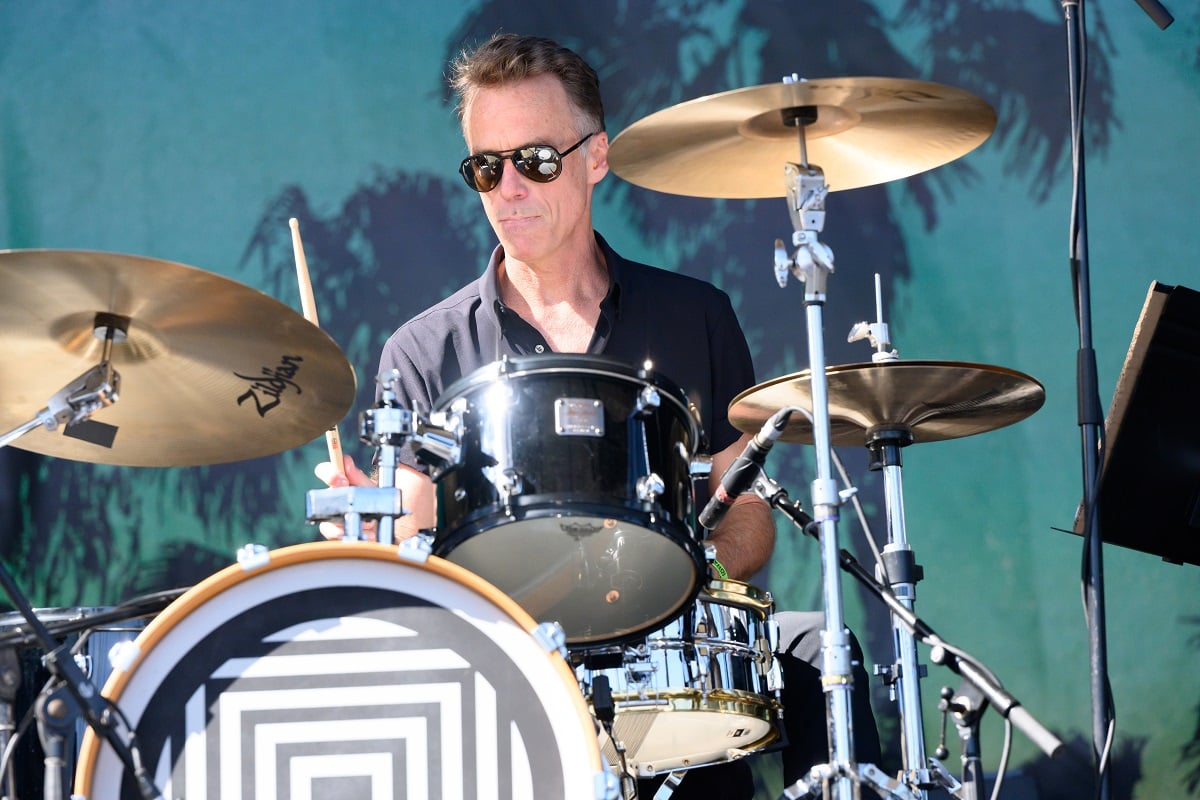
[234,355,303,417]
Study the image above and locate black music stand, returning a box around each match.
[1072,281,1200,566]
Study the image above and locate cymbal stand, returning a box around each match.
[864,424,933,794]
[847,284,969,797]
[771,80,872,800]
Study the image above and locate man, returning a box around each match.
[317,32,880,798]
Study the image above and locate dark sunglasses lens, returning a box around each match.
[461,155,502,192]
[514,146,562,183]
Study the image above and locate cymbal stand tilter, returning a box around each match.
[0,313,125,451]
[306,370,460,548]
[770,81,887,800]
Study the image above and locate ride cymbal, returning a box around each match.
[609,77,996,198]
[0,250,356,466]
[729,361,1044,446]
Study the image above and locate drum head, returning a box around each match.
[75,542,606,799]
[442,508,702,645]
[432,355,706,645]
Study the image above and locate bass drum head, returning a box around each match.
[75,542,608,800]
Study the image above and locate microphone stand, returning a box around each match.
[756,475,1066,800]
[1061,4,1110,795]
[1060,1,1170,793]
[0,560,160,800]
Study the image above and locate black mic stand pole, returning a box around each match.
[1062,2,1170,792]
[1065,4,1175,795]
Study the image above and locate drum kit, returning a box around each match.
[0,74,1063,800]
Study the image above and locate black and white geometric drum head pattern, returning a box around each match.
[75,543,609,800]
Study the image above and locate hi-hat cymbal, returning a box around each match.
[729,361,1044,446]
[0,250,356,466]
[609,77,996,198]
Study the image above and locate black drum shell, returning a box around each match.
[430,355,708,646]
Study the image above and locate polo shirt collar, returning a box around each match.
[477,231,625,323]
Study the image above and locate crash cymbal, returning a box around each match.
[0,250,356,466]
[609,77,996,198]
[729,361,1044,446]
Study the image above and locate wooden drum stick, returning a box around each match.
[289,217,347,477]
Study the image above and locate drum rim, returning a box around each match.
[433,353,704,445]
[75,541,604,790]
[599,692,783,775]
[700,578,775,614]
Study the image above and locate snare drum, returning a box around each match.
[574,580,784,777]
[73,542,610,800]
[430,355,707,646]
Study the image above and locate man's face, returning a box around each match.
[461,73,608,266]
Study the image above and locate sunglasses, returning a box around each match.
[459,132,597,193]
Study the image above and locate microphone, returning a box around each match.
[698,407,794,530]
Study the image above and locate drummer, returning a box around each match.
[316,32,881,797]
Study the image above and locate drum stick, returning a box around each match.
[289,218,346,478]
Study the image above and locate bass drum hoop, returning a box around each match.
[74,541,606,799]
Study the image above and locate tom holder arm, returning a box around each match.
[306,371,461,546]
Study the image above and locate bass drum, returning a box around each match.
[431,355,707,647]
[574,579,784,777]
[74,542,613,800]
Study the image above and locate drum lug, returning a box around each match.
[236,543,270,570]
[636,472,665,502]
[634,385,661,417]
[764,615,780,654]
[485,466,524,505]
[397,532,433,564]
[595,769,621,800]
[532,621,568,659]
[690,452,713,479]
[413,409,463,474]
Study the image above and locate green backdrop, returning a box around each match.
[2,2,1198,797]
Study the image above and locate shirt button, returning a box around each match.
[534,344,545,353]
